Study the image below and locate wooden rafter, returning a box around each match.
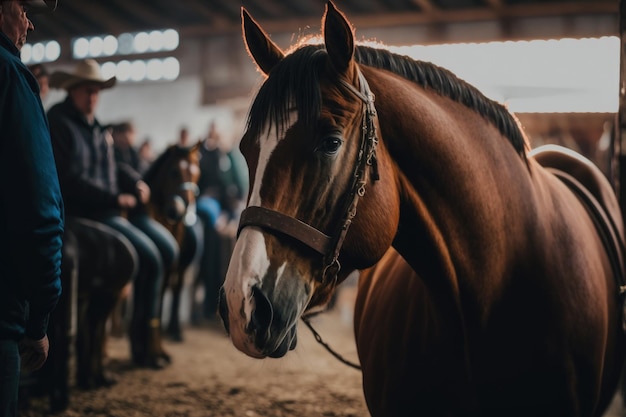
[181,1,617,38]
[411,0,436,13]
[26,0,618,42]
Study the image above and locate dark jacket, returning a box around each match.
[48,97,139,218]
[114,145,145,191]
[0,33,64,340]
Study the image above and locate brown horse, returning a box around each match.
[219,2,626,416]
[141,142,201,346]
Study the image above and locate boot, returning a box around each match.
[132,318,169,369]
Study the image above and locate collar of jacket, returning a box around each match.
[0,32,19,57]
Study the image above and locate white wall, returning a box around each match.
[39,13,616,156]
[44,74,244,154]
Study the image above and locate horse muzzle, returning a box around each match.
[164,195,187,224]
[220,282,299,359]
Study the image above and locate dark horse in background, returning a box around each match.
[141,142,201,346]
[219,2,626,416]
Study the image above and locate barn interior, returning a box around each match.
[15,1,626,415]
[25,0,618,177]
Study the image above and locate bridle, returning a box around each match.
[237,68,380,288]
[161,152,200,226]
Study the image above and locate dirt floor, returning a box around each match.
[19,286,367,417]
[17,281,626,417]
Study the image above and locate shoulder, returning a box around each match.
[0,46,39,87]
[47,101,67,119]
[47,100,77,129]
[0,49,37,101]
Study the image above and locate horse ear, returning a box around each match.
[323,1,355,74]
[242,7,285,76]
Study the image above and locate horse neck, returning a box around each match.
[367,68,531,311]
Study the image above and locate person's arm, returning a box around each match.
[0,64,63,341]
[117,155,150,205]
[117,161,143,193]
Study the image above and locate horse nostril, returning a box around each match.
[250,285,273,343]
[218,287,230,334]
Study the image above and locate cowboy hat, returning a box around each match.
[49,59,116,90]
[23,0,58,14]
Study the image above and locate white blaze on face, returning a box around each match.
[222,111,297,354]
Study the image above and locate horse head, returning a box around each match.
[220,1,399,359]
[143,142,201,228]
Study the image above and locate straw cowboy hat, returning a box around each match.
[23,0,58,14]
[49,59,116,90]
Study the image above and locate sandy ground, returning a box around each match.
[17,281,626,417]
[19,287,367,417]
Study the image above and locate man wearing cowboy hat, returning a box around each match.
[47,60,180,372]
[0,0,62,415]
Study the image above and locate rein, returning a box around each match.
[301,316,362,370]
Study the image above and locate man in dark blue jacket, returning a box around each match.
[0,1,63,415]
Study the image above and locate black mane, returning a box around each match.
[247,42,527,157]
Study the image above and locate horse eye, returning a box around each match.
[316,136,343,155]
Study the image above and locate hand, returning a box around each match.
[19,335,49,372]
[136,180,151,204]
[117,193,137,209]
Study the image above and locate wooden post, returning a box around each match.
[619,0,626,209]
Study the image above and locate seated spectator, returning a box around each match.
[47,59,178,369]
[194,121,247,322]
[111,121,150,176]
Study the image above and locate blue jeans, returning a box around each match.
[196,196,221,228]
[98,213,179,320]
[195,197,223,319]
[0,339,19,417]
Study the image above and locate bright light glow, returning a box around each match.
[102,35,118,56]
[21,41,61,63]
[44,41,61,61]
[133,32,150,54]
[390,36,619,113]
[72,29,179,59]
[88,36,103,57]
[101,62,117,79]
[162,57,180,80]
[117,33,134,55]
[31,43,45,62]
[116,60,132,82]
[146,58,163,80]
[130,60,147,81]
[73,37,89,59]
[162,29,179,50]
[148,30,163,52]
[101,57,180,83]
[20,44,32,62]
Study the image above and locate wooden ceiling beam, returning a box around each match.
[112,1,172,32]
[483,0,504,9]
[411,0,436,13]
[181,1,617,37]
[185,0,232,27]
